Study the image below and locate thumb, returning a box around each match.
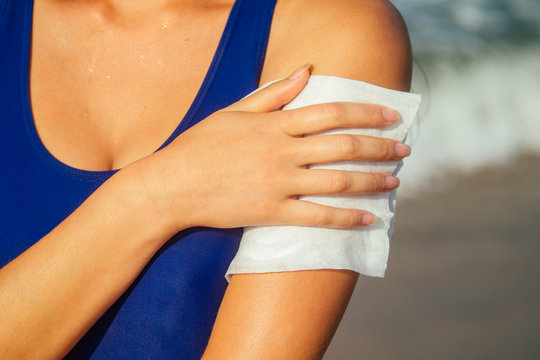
[226,63,312,113]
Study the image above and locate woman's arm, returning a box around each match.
[0,62,404,358]
[203,1,413,359]
[0,170,176,359]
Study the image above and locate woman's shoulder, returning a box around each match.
[261,0,412,91]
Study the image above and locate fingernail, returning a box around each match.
[362,213,376,225]
[385,176,399,189]
[288,63,312,80]
[383,108,400,124]
[395,143,411,157]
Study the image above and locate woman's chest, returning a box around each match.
[29,1,235,171]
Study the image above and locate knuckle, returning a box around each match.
[313,209,333,226]
[266,83,289,103]
[367,174,379,192]
[377,141,392,160]
[268,201,285,219]
[338,135,358,156]
[367,105,382,124]
[324,103,344,123]
[342,211,359,228]
[277,112,291,133]
[374,174,386,191]
[329,173,350,193]
[266,82,281,96]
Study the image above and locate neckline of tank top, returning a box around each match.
[19,0,244,181]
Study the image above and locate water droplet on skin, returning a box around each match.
[161,20,169,31]
[105,74,111,79]
[183,38,190,44]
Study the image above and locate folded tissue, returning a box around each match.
[226,75,422,281]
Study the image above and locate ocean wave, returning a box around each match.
[394,0,540,60]
[399,46,540,197]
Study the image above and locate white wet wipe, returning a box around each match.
[226,75,421,281]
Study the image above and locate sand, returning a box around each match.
[324,156,540,360]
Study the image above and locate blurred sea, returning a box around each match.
[325,3,540,359]
[392,0,540,196]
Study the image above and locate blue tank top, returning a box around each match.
[0,0,277,358]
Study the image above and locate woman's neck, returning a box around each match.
[97,0,222,13]
[75,0,230,28]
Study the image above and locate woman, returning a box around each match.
[0,0,413,358]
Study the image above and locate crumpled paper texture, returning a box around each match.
[226,75,422,281]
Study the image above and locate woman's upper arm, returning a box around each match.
[259,0,412,91]
[203,1,413,359]
[204,270,359,360]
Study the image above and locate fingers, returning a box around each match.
[294,134,410,164]
[279,102,400,136]
[290,169,399,195]
[279,199,376,228]
[225,64,312,113]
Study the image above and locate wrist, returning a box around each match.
[114,156,195,239]
[108,163,180,244]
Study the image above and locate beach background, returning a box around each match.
[325,0,540,358]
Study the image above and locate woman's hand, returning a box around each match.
[127,64,410,232]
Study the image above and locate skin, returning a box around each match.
[0,0,412,358]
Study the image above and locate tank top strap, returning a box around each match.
[212,0,279,98]
[184,0,278,124]
[0,0,32,84]
[0,0,33,147]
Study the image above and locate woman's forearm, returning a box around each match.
[0,167,176,359]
